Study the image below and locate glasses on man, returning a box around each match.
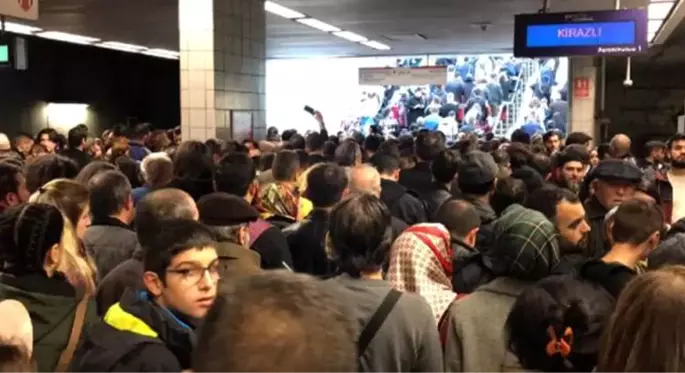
[166,260,221,286]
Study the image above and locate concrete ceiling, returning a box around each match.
[29,0,648,58]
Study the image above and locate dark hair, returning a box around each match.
[370,152,400,176]
[304,163,349,208]
[511,165,545,194]
[611,199,664,245]
[204,139,225,159]
[596,143,611,160]
[377,139,401,158]
[130,122,151,140]
[432,150,461,184]
[566,132,593,147]
[322,141,337,161]
[507,142,533,169]
[67,124,89,149]
[435,200,481,238]
[281,129,297,142]
[334,141,362,167]
[73,161,116,186]
[531,153,552,177]
[491,149,510,166]
[506,275,614,372]
[87,170,131,219]
[0,163,21,202]
[542,130,561,143]
[142,218,216,279]
[35,128,59,144]
[115,156,143,188]
[492,177,528,216]
[511,129,531,145]
[0,203,64,276]
[194,271,357,372]
[363,135,383,154]
[305,132,326,152]
[24,155,79,193]
[135,189,198,245]
[0,342,33,372]
[328,194,392,277]
[526,185,580,221]
[272,150,300,182]
[173,141,213,180]
[288,134,306,151]
[555,145,590,168]
[295,149,310,171]
[258,153,274,171]
[667,133,685,149]
[215,153,256,197]
[415,131,446,161]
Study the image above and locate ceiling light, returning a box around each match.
[296,18,341,32]
[142,48,179,59]
[98,41,147,53]
[649,19,663,34]
[648,1,675,19]
[264,1,305,19]
[37,31,100,45]
[361,40,391,50]
[2,22,41,35]
[333,31,367,42]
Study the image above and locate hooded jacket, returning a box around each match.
[380,179,427,226]
[0,273,98,372]
[71,289,195,372]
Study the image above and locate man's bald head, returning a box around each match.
[348,164,382,197]
[610,134,632,158]
[136,188,199,245]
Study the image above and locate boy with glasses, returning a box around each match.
[71,219,219,372]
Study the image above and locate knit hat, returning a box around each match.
[0,203,64,275]
[197,192,259,226]
[458,151,499,186]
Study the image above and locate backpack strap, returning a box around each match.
[406,226,453,275]
[55,295,89,372]
[358,289,402,357]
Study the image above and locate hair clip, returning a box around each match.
[545,326,573,358]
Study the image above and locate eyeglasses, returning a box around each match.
[166,261,221,286]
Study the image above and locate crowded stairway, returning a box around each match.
[0,113,684,372]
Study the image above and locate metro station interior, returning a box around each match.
[0,0,682,144]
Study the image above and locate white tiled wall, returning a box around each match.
[180,0,266,141]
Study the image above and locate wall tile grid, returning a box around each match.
[180,0,266,141]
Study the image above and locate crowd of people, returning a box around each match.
[0,113,684,372]
[347,56,568,139]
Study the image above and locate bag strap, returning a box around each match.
[55,295,89,372]
[357,289,402,357]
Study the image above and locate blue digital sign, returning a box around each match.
[514,9,648,57]
[526,21,636,48]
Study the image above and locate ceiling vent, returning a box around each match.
[381,33,427,42]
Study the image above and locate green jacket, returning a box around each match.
[0,273,98,372]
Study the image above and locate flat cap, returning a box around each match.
[197,192,259,226]
[592,159,642,184]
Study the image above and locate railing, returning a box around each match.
[492,59,539,138]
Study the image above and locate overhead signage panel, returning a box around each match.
[514,9,647,57]
[359,66,447,86]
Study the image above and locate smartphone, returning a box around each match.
[304,105,316,115]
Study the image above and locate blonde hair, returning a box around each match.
[59,216,97,296]
[599,265,685,372]
[29,181,97,296]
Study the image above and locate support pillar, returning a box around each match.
[568,57,598,140]
[179,0,267,142]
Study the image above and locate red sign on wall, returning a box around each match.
[574,77,590,98]
[17,0,32,12]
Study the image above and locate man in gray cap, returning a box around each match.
[457,151,499,226]
[584,159,643,257]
